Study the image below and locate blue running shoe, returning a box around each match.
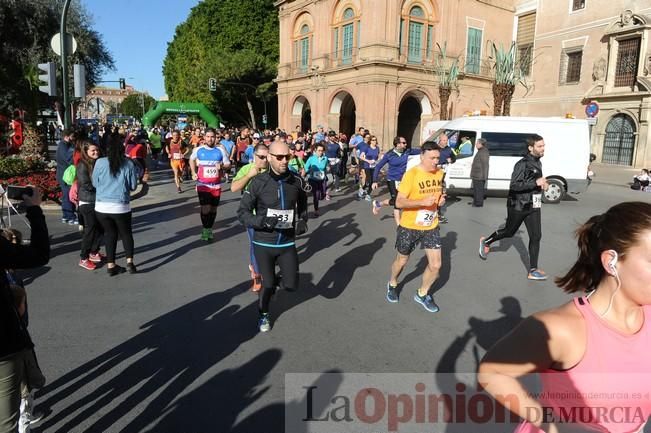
[413,292,440,313]
[527,269,548,281]
[386,282,399,303]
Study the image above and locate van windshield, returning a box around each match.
[426,129,477,159]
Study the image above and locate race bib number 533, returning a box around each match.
[267,208,294,229]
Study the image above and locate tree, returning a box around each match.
[488,42,527,116]
[119,93,156,119]
[0,0,114,122]
[434,42,460,121]
[162,0,279,127]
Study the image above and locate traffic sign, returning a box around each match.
[209,78,217,92]
[50,33,77,56]
[262,114,268,125]
[585,101,599,118]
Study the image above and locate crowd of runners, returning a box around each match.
[50,121,555,332]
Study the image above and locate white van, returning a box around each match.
[422,116,593,204]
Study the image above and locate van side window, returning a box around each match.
[482,132,531,157]
[453,131,476,159]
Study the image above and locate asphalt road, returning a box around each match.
[16,169,648,433]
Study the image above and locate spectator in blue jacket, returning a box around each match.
[55,128,77,224]
[92,132,138,276]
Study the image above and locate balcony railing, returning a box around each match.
[284,48,494,79]
[325,48,360,69]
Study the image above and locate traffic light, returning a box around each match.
[209,78,217,91]
[37,62,57,96]
[73,64,86,98]
[119,78,126,90]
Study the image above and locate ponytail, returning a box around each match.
[555,202,651,293]
[555,215,605,293]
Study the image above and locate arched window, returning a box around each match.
[332,5,361,66]
[293,21,312,73]
[400,4,435,63]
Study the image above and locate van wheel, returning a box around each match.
[543,179,565,204]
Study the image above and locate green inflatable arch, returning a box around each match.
[142,102,221,128]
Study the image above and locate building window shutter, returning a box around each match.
[356,21,361,50]
[333,28,339,59]
[516,13,536,77]
[399,19,404,56]
[426,25,433,60]
[342,23,354,64]
[466,28,482,74]
[408,21,423,63]
[300,37,309,71]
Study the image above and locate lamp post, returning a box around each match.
[61,0,73,128]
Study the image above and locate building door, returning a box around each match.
[301,103,312,133]
[339,94,356,138]
[602,114,636,166]
[398,97,422,147]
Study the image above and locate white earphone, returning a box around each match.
[600,250,621,317]
[608,251,618,276]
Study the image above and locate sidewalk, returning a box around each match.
[590,163,640,188]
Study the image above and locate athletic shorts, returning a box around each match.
[197,190,221,206]
[151,147,162,156]
[395,225,441,255]
[170,159,185,171]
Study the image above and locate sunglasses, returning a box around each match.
[255,154,267,160]
[269,153,292,161]
[400,141,407,144]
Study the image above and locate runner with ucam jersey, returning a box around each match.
[189,128,231,241]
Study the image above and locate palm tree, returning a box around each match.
[488,41,526,116]
[434,42,460,120]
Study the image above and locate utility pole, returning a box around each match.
[61,0,72,128]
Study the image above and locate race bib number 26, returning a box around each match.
[415,209,437,227]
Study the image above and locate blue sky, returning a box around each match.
[83,0,201,99]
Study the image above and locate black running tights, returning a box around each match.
[253,244,299,313]
[485,207,542,269]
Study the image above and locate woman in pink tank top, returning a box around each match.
[479,202,651,433]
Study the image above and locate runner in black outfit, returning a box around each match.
[478,134,549,281]
[237,142,309,332]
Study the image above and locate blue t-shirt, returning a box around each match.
[326,142,340,159]
[361,146,380,169]
[243,145,255,163]
[220,139,235,157]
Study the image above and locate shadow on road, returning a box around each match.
[34,280,279,433]
[297,213,362,262]
[433,296,527,433]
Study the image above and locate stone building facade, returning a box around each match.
[275,0,515,148]
[511,0,651,168]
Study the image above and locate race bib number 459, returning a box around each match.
[200,166,219,179]
[415,209,437,227]
[267,208,294,229]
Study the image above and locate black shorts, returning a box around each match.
[197,191,221,206]
[151,147,162,156]
[395,226,441,256]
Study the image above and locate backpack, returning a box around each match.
[62,165,76,186]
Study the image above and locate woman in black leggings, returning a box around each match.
[92,132,139,276]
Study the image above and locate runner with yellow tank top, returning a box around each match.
[385,142,446,312]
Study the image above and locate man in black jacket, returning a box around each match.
[478,135,549,281]
[237,142,308,333]
[0,188,49,432]
[470,138,489,207]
